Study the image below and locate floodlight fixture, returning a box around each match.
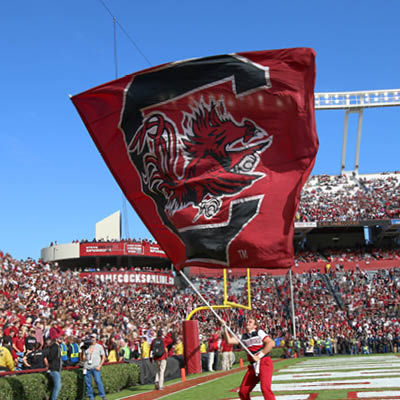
[314,88,400,175]
[315,88,400,110]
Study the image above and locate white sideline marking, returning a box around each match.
[286,363,400,372]
[356,391,400,398]
[269,377,400,392]
[299,356,398,364]
[230,396,312,400]
[284,356,400,373]
[273,369,400,381]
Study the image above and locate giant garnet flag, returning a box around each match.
[72,48,318,271]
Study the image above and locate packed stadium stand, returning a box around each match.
[0,253,398,371]
[298,172,400,222]
[1,173,399,375]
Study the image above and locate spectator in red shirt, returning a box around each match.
[207,331,220,372]
[221,336,234,370]
[49,322,63,341]
[13,330,26,354]
[13,330,26,370]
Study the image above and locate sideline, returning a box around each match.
[118,359,286,400]
[118,366,245,400]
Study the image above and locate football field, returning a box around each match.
[270,354,400,400]
[158,354,400,400]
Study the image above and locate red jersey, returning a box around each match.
[220,338,233,352]
[208,333,219,352]
[13,336,25,352]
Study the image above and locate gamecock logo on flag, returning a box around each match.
[72,48,318,270]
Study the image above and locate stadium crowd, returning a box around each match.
[275,266,400,357]
[47,173,400,248]
[0,254,185,371]
[0,249,399,372]
[298,173,400,222]
[294,247,400,264]
[51,238,159,246]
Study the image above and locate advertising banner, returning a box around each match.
[80,271,174,286]
[79,242,167,258]
[294,221,317,228]
[80,242,125,256]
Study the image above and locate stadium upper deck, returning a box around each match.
[298,172,400,222]
[39,172,400,272]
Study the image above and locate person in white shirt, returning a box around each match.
[82,334,107,400]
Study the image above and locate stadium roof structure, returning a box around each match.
[40,240,171,270]
[315,88,400,175]
[41,215,400,271]
[41,211,171,270]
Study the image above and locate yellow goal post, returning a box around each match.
[186,267,252,321]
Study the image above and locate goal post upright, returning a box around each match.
[181,267,255,374]
[186,267,252,321]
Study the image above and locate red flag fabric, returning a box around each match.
[72,48,318,271]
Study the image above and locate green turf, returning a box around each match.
[89,369,236,399]
[97,354,400,399]
[153,371,244,400]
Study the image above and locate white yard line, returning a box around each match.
[355,391,400,398]
[298,356,399,364]
[270,377,400,392]
[284,363,400,372]
[272,369,400,382]
[274,369,400,381]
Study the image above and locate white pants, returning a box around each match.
[222,352,230,370]
[155,359,167,389]
[230,351,235,368]
[208,352,215,371]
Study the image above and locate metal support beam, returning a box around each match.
[340,108,364,175]
[315,88,400,174]
[341,110,350,175]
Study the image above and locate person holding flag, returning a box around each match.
[71,47,318,275]
[224,317,276,400]
[72,48,318,392]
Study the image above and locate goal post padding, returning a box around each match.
[183,319,202,374]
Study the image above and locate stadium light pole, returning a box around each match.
[315,89,400,175]
[340,110,349,175]
[110,15,131,240]
[354,109,364,174]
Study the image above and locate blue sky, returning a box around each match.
[1,0,400,260]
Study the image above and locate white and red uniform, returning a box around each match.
[239,329,275,400]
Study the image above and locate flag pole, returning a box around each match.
[178,269,255,360]
[289,267,297,339]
